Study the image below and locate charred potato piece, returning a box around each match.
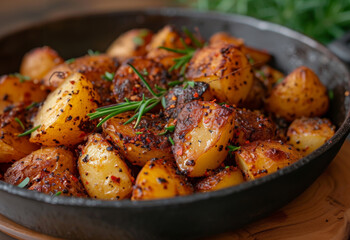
[186,44,254,105]
[78,134,133,200]
[0,75,48,114]
[30,73,100,146]
[173,101,235,177]
[103,113,172,166]
[196,166,244,192]
[265,66,329,121]
[4,146,76,186]
[235,140,302,180]
[233,108,276,146]
[164,81,213,119]
[287,117,335,156]
[112,57,168,103]
[107,29,153,58]
[29,170,87,197]
[20,46,63,80]
[132,158,193,200]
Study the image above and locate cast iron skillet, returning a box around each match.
[0,8,349,240]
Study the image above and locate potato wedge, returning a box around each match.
[287,117,335,156]
[4,146,76,185]
[173,101,235,177]
[196,166,244,192]
[107,29,153,58]
[235,140,302,180]
[265,66,329,121]
[186,44,254,105]
[20,46,63,80]
[103,113,172,166]
[78,133,133,200]
[132,158,193,200]
[209,32,244,48]
[29,170,87,197]
[30,73,100,146]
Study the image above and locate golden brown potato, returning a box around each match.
[20,46,63,80]
[132,158,193,200]
[235,140,302,180]
[107,29,153,58]
[173,101,236,177]
[0,75,49,114]
[255,65,284,93]
[4,146,76,186]
[265,66,329,121]
[287,117,335,156]
[209,32,244,48]
[29,170,87,197]
[196,166,244,192]
[30,73,100,146]
[239,76,266,109]
[78,133,133,200]
[112,57,169,102]
[186,44,254,105]
[103,113,172,166]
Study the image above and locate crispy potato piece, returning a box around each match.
[239,77,266,109]
[209,32,244,48]
[112,57,169,102]
[0,75,48,114]
[233,108,276,145]
[235,140,302,180]
[78,134,133,200]
[132,158,193,200]
[186,44,253,105]
[107,29,153,58]
[196,166,244,192]
[29,170,87,197]
[255,65,284,93]
[265,66,329,121]
[287,117,335,156]
[4,146,76,185]
[173,101,235,177]
[30,73,100,146]
[103,113,172,166]
[20,46,63,80]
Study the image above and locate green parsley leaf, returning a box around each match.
[17,177,30,188]
[101,71,115,82]
[65,58,76,64]
[55,191,62,196]
[9,73,30,83]
[87,49,100,56]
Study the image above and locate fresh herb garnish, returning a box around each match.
[55,191,62,196]
[135,132,143,135]
[328,90,334,100]
[9,73,30,83]
[158,125,176,135]
[168,136,175,145]
[227,145,241,155]
[87,49,100,56]
[142,68,149,76]
[276,78,284,84]
[25,102,38,110]
[65,58,75,64]
[225,166,230,169]
[183,81,195,89]
[167,80,195,89]
[133,29,149,46]
[17,125,41,137]
[15,117,25,130]
[17,177,30,188]
[101,71,115,82]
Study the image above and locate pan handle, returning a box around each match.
[328,32,350,65]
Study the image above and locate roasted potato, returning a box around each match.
[112,57,169,102]
[186,44,254,105]
[196,166,244,192]
[287,117,335,156]
[78,134,133,200]
[173,101,235,177]
[4,146,76,186]
[29,170,87,197]
[0,75,48,114]
[255,65,284,93]
[107,29,153,58]
[103,113,172,166]
[265,66,329,121]
[209,32,244,49]
[30,73,100,146]
[132,158,193,200]
[20,46,63,80]
[239,76,266,109]
[235,140,302,180]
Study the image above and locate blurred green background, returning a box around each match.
[177,0,350,44]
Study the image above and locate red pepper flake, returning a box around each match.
[173,119,177,124]
[85,181,89,185]
[70,81,75,84]
[245,140,250,144]
[71,175,79,182]
[204,118,210,124]
[193,92,199,98]
[132,86,139,93]
[110,175,121,183]
[176,148,183,156]
[146,138,151,143]
[79,132,87,138]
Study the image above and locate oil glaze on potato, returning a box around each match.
[265,66,329,121]
[287,117,335,156]
[196,166,244,192]
[30,73,100,146]
[4,146,76,186]
[20,46,63,80]
[186,44,253,105]
[132,158,193,200]
[235,140,302,180]
[103,113,172,166]
[78,134,133,200]
[173,101,235,177]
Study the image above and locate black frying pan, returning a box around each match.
[0,8,349,240]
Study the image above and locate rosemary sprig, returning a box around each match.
[9,73,30,83]
[18,125,41,137]
[158,125,176,136]
[15,117,25,130]
[65,58,75,64]
[25,102,38,110]
[227,145,241,155]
